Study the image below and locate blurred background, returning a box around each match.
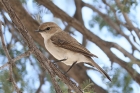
[0,0,140,93]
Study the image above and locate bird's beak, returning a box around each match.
[35,30,44,32]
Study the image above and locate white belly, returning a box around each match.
[45,40,90,65]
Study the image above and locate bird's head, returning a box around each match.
[36,22,62,38]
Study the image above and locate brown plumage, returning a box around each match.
[51,31,98,58]
[36,22,111,81]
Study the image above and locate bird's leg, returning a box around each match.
[54,58,67,63]
[64,61,77,75]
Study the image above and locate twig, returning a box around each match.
[0,0,82,92]
[102,0,140,48]
[36,0,140,84]
[110,42,137,60]
[82,1,140,53]
[115,0,140,40]
[1,0,62,93]
[35,71,45,93]
[0,0,109,92]
[2,11,25,45]
[0,50,33,70]
[0,21,21,93]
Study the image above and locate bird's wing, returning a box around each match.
[50,31,98,58]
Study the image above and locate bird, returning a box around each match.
[36,22,111,81]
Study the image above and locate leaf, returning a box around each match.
[81,79,95,93]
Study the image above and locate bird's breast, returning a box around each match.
[45,40,65,59]
[44,39,90,65]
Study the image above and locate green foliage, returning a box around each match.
[0,70,13,93]
[0,43,6,56]
[81,79,95,93]
[107,67,133,93]
[89,0,138,37]
[19,0,26,4]
[51,77,68,93]
[120,0,138,13]
[0,58,27,93]
[50,78,96,93]
[90,15,118,36]
[94,16,108,30]
[0,41,32,92]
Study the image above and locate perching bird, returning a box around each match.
[36,22,111,81]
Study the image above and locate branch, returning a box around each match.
[115,0,140,40]
[0,50,33,70]
[36,0,140,84]
[110,42,137,61]
[74,0,87,47]
[35,71,45,93]
[0,0,108,92]
[1,11,25,45]
[0,0,82,92]
[0,21,21,93]
[82,1,140,53]
[102,0,140,50]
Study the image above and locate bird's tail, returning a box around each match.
[88,59,111,81]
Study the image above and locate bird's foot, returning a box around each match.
[54,58,67,63]
[64,61,77,75]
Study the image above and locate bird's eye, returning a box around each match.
[46,27,51,30]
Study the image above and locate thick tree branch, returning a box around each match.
[82,1,140,53]
[36,0,140,84]
[0,0,82,92]
[0,0,105,92]
[73,1,108,92]
[74,0,87,47]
